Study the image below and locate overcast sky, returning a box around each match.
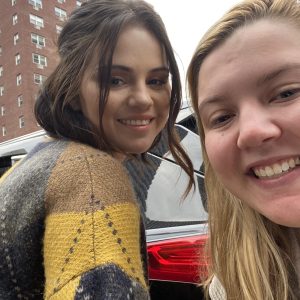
[147,0,240,98]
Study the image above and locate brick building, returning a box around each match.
[0,0,81,142]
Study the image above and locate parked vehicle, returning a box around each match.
[0,105,208,299]
[0,130,47,176]
[133,105,208,300]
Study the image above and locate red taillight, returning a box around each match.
[147,235,209,284]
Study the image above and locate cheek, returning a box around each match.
[205,133,233,177]
[161,102,170,127]
[156,92,170,119]
[163,100,170,116]
[80,90,100,128]
[165,88,172,110]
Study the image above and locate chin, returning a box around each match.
[125,145,152,155]
[269,217,300,228]
[264,211,300,228]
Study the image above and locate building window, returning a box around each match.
[57,0,65,3]
[56,25,62,34]
[0,47,2,56]
[1,106,5,116]
[0,66,3,77]
[12,0,17,6]
[16,74,22,86]
[0,86,4,96]
[32,53,47,67]
[13,33,19,45]
[76,1,82,7]
[31,33,45,47]
[12,14,18,25]
[33,73,46,85]
[19,116,25,128]
[29,14,44,28]
[29,0,42,9]
[2,126,6,137]
[15,53,21,65]
[54,7,67,20]
[17,95,23,107]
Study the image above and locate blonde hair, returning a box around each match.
[187,0,300,299]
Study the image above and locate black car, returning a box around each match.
[125,104,208,300]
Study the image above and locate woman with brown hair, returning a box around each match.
[0,1,194,299]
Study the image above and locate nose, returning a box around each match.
[237,104,282,149]
[128,82,152,109]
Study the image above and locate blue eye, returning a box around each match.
[279,90,295,98]
[274,88,300,101]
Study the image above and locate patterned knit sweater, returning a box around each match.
[0,139,149,299]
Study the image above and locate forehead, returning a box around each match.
[198,19,300,96]
[84,25,167,76]
[86,25,167,71]
[112,25,166,65]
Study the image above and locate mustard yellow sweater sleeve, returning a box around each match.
[43,142,149,299]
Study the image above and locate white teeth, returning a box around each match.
[273,163,282,175]
[254,169,260,177]
[282,162,289,172]
[289,158,296,168]
[120,119,150,126]
[265,166,274,177]
[253,157,300,179]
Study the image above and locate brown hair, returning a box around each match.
[35,0,194,193]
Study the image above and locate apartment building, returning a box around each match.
[0,0,82,142]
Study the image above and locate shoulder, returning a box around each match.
[45,140,136,213]
[58,141,133,192]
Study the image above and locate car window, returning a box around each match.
[125,122,207,230]
[176,108,198,135]
[145,154,206,225]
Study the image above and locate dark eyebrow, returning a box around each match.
[111,65,169,73]
[257,63,300,86]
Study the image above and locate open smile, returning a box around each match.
[252,156,300,179]
[118,119,152,126]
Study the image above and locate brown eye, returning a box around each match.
[148,79,164,85]
[211,114,234,128]
[110,77,124,86]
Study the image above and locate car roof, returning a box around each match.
[0,103,195,158]
[0,130,47,157]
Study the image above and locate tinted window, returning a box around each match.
[125,124,207,229]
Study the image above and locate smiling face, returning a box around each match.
[197,19,300,227]
[80,25,170,159]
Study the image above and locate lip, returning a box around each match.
[249,165,300,189]
[118,115,154,122]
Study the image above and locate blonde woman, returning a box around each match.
[187,0,300,299]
